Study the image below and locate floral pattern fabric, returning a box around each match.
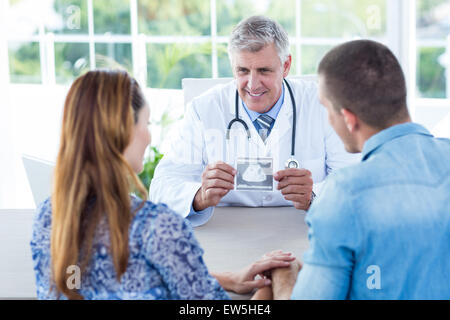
[30,197,230,300]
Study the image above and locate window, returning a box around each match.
[416,0,449,99]
[6,0,392,88]
[4,0,449,97]
[8,41,41,84]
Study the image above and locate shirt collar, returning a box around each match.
[242,84,285,122]
[362,122,433,161]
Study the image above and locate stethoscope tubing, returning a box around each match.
[227,78,297,158]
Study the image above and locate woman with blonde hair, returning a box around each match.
[30,70,294,300]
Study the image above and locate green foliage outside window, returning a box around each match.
[93,0,131,35]
[138,146,164,192]
[147,42,213,89]
[8,42,41,83]
[6,0,449,98]
[138,0,210,36]
[54,43,90,85]
[418,47,446,99]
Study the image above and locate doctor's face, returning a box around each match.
[232,43,291,113]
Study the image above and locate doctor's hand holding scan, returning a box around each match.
[193,161,237,212]
[149,15,359,227]
[274,168,313,210]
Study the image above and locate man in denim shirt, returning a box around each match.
[270,40,450,300]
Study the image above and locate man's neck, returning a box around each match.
[358,117,412,152]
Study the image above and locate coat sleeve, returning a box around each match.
[310,111,360,197]
[149,100,214,227]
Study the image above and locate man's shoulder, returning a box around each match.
[326,160,378,194]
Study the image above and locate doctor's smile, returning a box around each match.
[246,90,267,98]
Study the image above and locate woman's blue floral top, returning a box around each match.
[30,197,230,300]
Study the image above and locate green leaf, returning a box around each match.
[138,146,164,191]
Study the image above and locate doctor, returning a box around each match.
[150,16,358,226]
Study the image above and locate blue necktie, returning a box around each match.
[255,115,274,142]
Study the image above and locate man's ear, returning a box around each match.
[283,55,292,78]
[341,108,358,133]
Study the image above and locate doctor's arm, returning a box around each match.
[149,102,213,225]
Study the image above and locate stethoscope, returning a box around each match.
[226,78,300,169]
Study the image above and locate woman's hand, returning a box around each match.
[214,250,296,294]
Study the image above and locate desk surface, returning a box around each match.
[194,207,309,299]
[0,209,36,299]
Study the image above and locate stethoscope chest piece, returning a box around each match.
[285,157,300,169]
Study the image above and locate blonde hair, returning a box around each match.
[51,70,147,299]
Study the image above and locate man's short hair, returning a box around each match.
[318,40,409,129]
[228,15,290,65]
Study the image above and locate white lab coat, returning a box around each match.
[150,79,359,226]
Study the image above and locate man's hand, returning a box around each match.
[274,169,313,210]
[212,251,296,295]
[259,250,294,279]
[251,286,273,300]
[193,161,236,212]
[271,259,303,300]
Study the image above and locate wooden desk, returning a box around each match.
[194,207,309,299]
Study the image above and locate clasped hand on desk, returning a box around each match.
[252,250,303,300]
[212,250,297,296]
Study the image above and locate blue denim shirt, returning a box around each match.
[292,123,450,300]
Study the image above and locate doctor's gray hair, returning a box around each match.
[228,16,290,65]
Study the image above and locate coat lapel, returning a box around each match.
[265,82,293,150]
